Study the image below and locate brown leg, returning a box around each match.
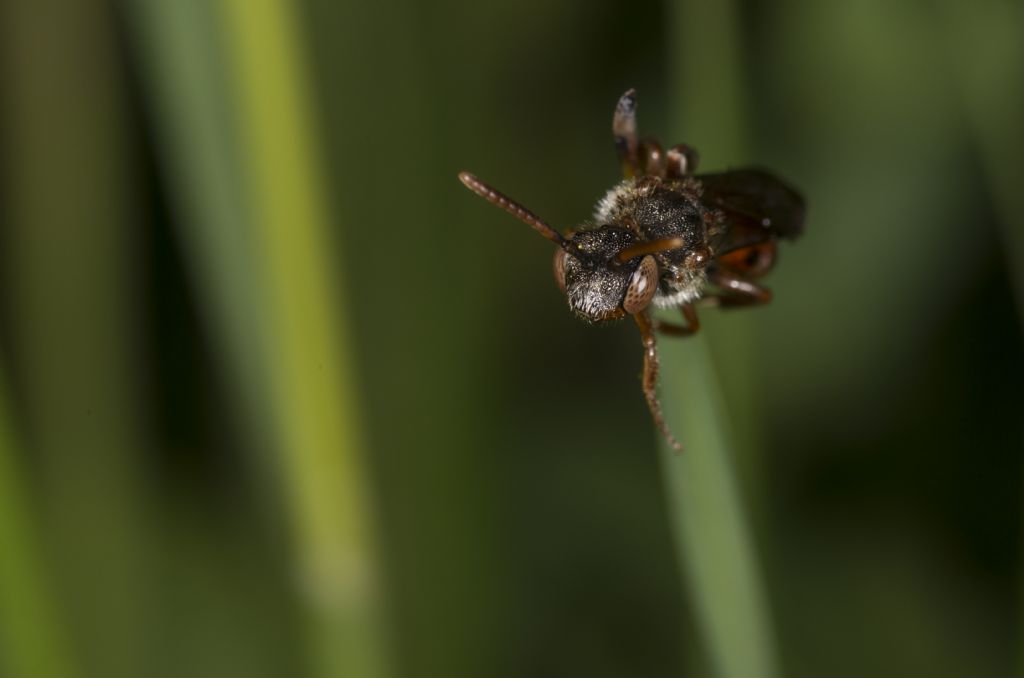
[611,90,674,180]
[705,268,773,307]
[640,138,666,177]
[613,89,640,178]
[666,144,700,177]
[654,304,701,336]
[634,312,683,451]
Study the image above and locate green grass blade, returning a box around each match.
[658,342,778,678]
[127,0,389,673]
[668,0,765,500]
[124,0,274,451]
[936,1,1024,318]
[934,5,1024,676]
[215,2,388,677]
[662,1,779,677]
[0,3,151,675]
[668,0,747,164]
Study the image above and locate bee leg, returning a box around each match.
[613,89,641,178]
[706,268,773,307]
[666,144,700,177]
[654,304,701,336]
[612,90,669,178]
[634,312,683,451]
[639,138,666,177]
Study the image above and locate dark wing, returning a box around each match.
[698,168,805,257]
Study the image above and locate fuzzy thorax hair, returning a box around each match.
[592,178,709,309]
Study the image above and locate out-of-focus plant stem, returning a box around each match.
[128,0,389,675]
[935,5,1024,677]
[668,0,765,505]
[215,2,389,677]
[0,372,74,678]
[125,0,274,457]
[936,1,1024,322]
[657,343,778,678]
[658,2,779,678]
[0,2,150,676]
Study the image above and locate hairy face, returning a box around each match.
[560,226,641,322]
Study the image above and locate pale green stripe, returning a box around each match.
[662,1,779,677]
[216,2,388,677]
[658,342,778,678]
[668,0,764,492]
[123,0,274,455]
[669,0,747,164]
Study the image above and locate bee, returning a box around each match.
[459,89,804,449]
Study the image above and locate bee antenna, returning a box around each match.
[458,172,569,248]
[616,236,687,263]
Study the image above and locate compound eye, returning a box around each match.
[553,248,568,293]
[623,255,658,314]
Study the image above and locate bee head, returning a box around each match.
[457,172,660,321]
[553,226,659,323]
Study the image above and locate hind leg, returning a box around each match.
[634,311,683,450]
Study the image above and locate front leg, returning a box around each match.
[634,312,683,450]
[639,138,666,177]
[666,144,700,177]
[704,268,773,307]
[654,304,701,336]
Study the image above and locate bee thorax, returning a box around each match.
[594,180,641,225]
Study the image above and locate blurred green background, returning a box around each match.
[0,1,1021,677]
